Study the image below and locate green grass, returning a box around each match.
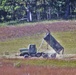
[23,59,76,67]
[0,20,49,26]
[0,20,73,26]
[0,31,76,54]
[0,34,44,53]
[52,32,76,54]
[2,58,76,67]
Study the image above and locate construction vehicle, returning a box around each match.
[20,44,43,58]
[42,32,64,58]
[19,31,64,58]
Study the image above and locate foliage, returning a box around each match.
[0,0,76,22]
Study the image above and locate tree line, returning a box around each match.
[0,0,76,22]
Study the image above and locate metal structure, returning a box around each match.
[44,32,64,54]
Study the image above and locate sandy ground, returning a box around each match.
[1,52,76,60]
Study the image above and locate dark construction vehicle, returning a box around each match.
[19,32,64,58]
[20,44,43,58]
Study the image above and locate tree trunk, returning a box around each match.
[64,0,70,19]
[47,7,51,20]
[36,11,41,21]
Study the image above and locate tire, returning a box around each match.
[42,53,48,58]
[24,54,29,58]
[20,52,28,56]
[36,53,42,57]
[30,53,36,57]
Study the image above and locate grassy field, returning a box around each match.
[0,21,76,75]
[0,20,62,26]
[0,31,76,54]
[1,58,76,67]
[0,20,76,54]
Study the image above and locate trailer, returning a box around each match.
[43,32,64,58]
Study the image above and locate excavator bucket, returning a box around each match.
[44,32,64,54]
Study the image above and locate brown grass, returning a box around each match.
[0,62,76,75]
[0,58,76,75]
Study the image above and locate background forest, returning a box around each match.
[0,0,76,22]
